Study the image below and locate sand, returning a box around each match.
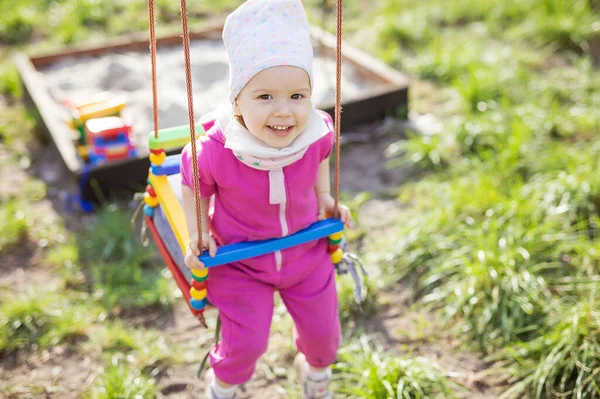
[40,38,382,150]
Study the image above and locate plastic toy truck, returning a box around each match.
[84,116,137,165]
[66,94,127,145]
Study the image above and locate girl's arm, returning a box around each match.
[315,158,331,197]
[182,185,216,268]
[182,185,211,240]
[315,158,352,227]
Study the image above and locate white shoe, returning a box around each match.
[294,353,333,399]
[204,369,237,399]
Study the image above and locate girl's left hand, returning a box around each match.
[317,192,353,229]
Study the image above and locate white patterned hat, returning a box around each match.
[223,0,314,102]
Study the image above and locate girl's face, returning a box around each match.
[234,66,312,149]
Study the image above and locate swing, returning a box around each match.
[141,0,365,327]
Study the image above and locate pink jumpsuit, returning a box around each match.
[180,111,341,385]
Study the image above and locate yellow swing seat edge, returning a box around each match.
[148,172,189,254]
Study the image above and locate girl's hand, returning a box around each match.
[184,233,217,270]
[317,192,353,229]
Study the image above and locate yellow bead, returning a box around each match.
[77,145,88,158]
[149,151,166,165]
[144,192,159,207]
[331,248,344,264]
[191,268,209,278]
[329,232,343,241]
[190,287,207,300]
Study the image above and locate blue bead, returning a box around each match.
[190,298,206,310]
[79,199,95,213]
[143,205,155,217]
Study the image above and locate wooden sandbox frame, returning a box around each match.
[14,21,410,202]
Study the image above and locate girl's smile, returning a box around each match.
[267,125,295,137]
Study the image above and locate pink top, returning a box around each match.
[180,111,334,265]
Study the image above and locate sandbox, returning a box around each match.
[14,22,409,201]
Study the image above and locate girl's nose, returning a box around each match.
[273,101,292,117]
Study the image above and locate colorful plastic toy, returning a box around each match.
[84,116,136,165]
[66,95,127,145]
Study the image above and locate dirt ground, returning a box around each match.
[0,116,504,398]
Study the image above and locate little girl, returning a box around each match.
[180,1,352,398]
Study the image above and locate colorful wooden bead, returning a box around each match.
[190,287,207,300]
[192,280,207,291]
[328,237,342,245]
[329,232,343,241]
[143,204,155,217]
[191,274,208,282]
[144,192,159,207]
[331,248,344,264]
[190,298,207,310]
[191,268,208,278]
[150,148,164,155]
[149,151,166,165]
[327,243,339,254]
[145,184,156,197]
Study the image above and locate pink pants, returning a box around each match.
[207,238,341,385]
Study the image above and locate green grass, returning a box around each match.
[335,335,456,398]
[0,200,31,252]
[89,258,174,313]
[87,321,184,372]
[83,357,156,399]
[0,101,36,148]
[492,296,600,399]
[381,172,589,349]
[368,0,600,397]
[0,290,99,354]
[0,64,22,99]
[78,204,153,265]
[0,0,237,45]
[75,204,174,312]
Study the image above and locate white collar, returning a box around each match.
[201,104,330,158]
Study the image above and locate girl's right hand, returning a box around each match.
[184,234,217,270]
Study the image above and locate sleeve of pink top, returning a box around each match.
[180,139,217,198]
[316,110,335,161]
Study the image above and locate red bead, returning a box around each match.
[327,243,339,254]
[150,148,164,155]
[145,185,156,197]
[192,280,207,291]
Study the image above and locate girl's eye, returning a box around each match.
[259,94,272,100]
[291,94,303,100]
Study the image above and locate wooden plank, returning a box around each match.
[198,218,344,267]
[310,26,409,87]
[145,215,208,319]
[148,122,203,151]
[322,85,409,125]
[148,173,189,253]
[311,25,410,122]
[13,53,83,174]
[29,21,224,69]
[152,154,181,176]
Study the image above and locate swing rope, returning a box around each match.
[333,0,343,218]
[148,0,159,139]
[179,0,204,249]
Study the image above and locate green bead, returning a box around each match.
[328,237,342,245]
[191,274,208,282]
